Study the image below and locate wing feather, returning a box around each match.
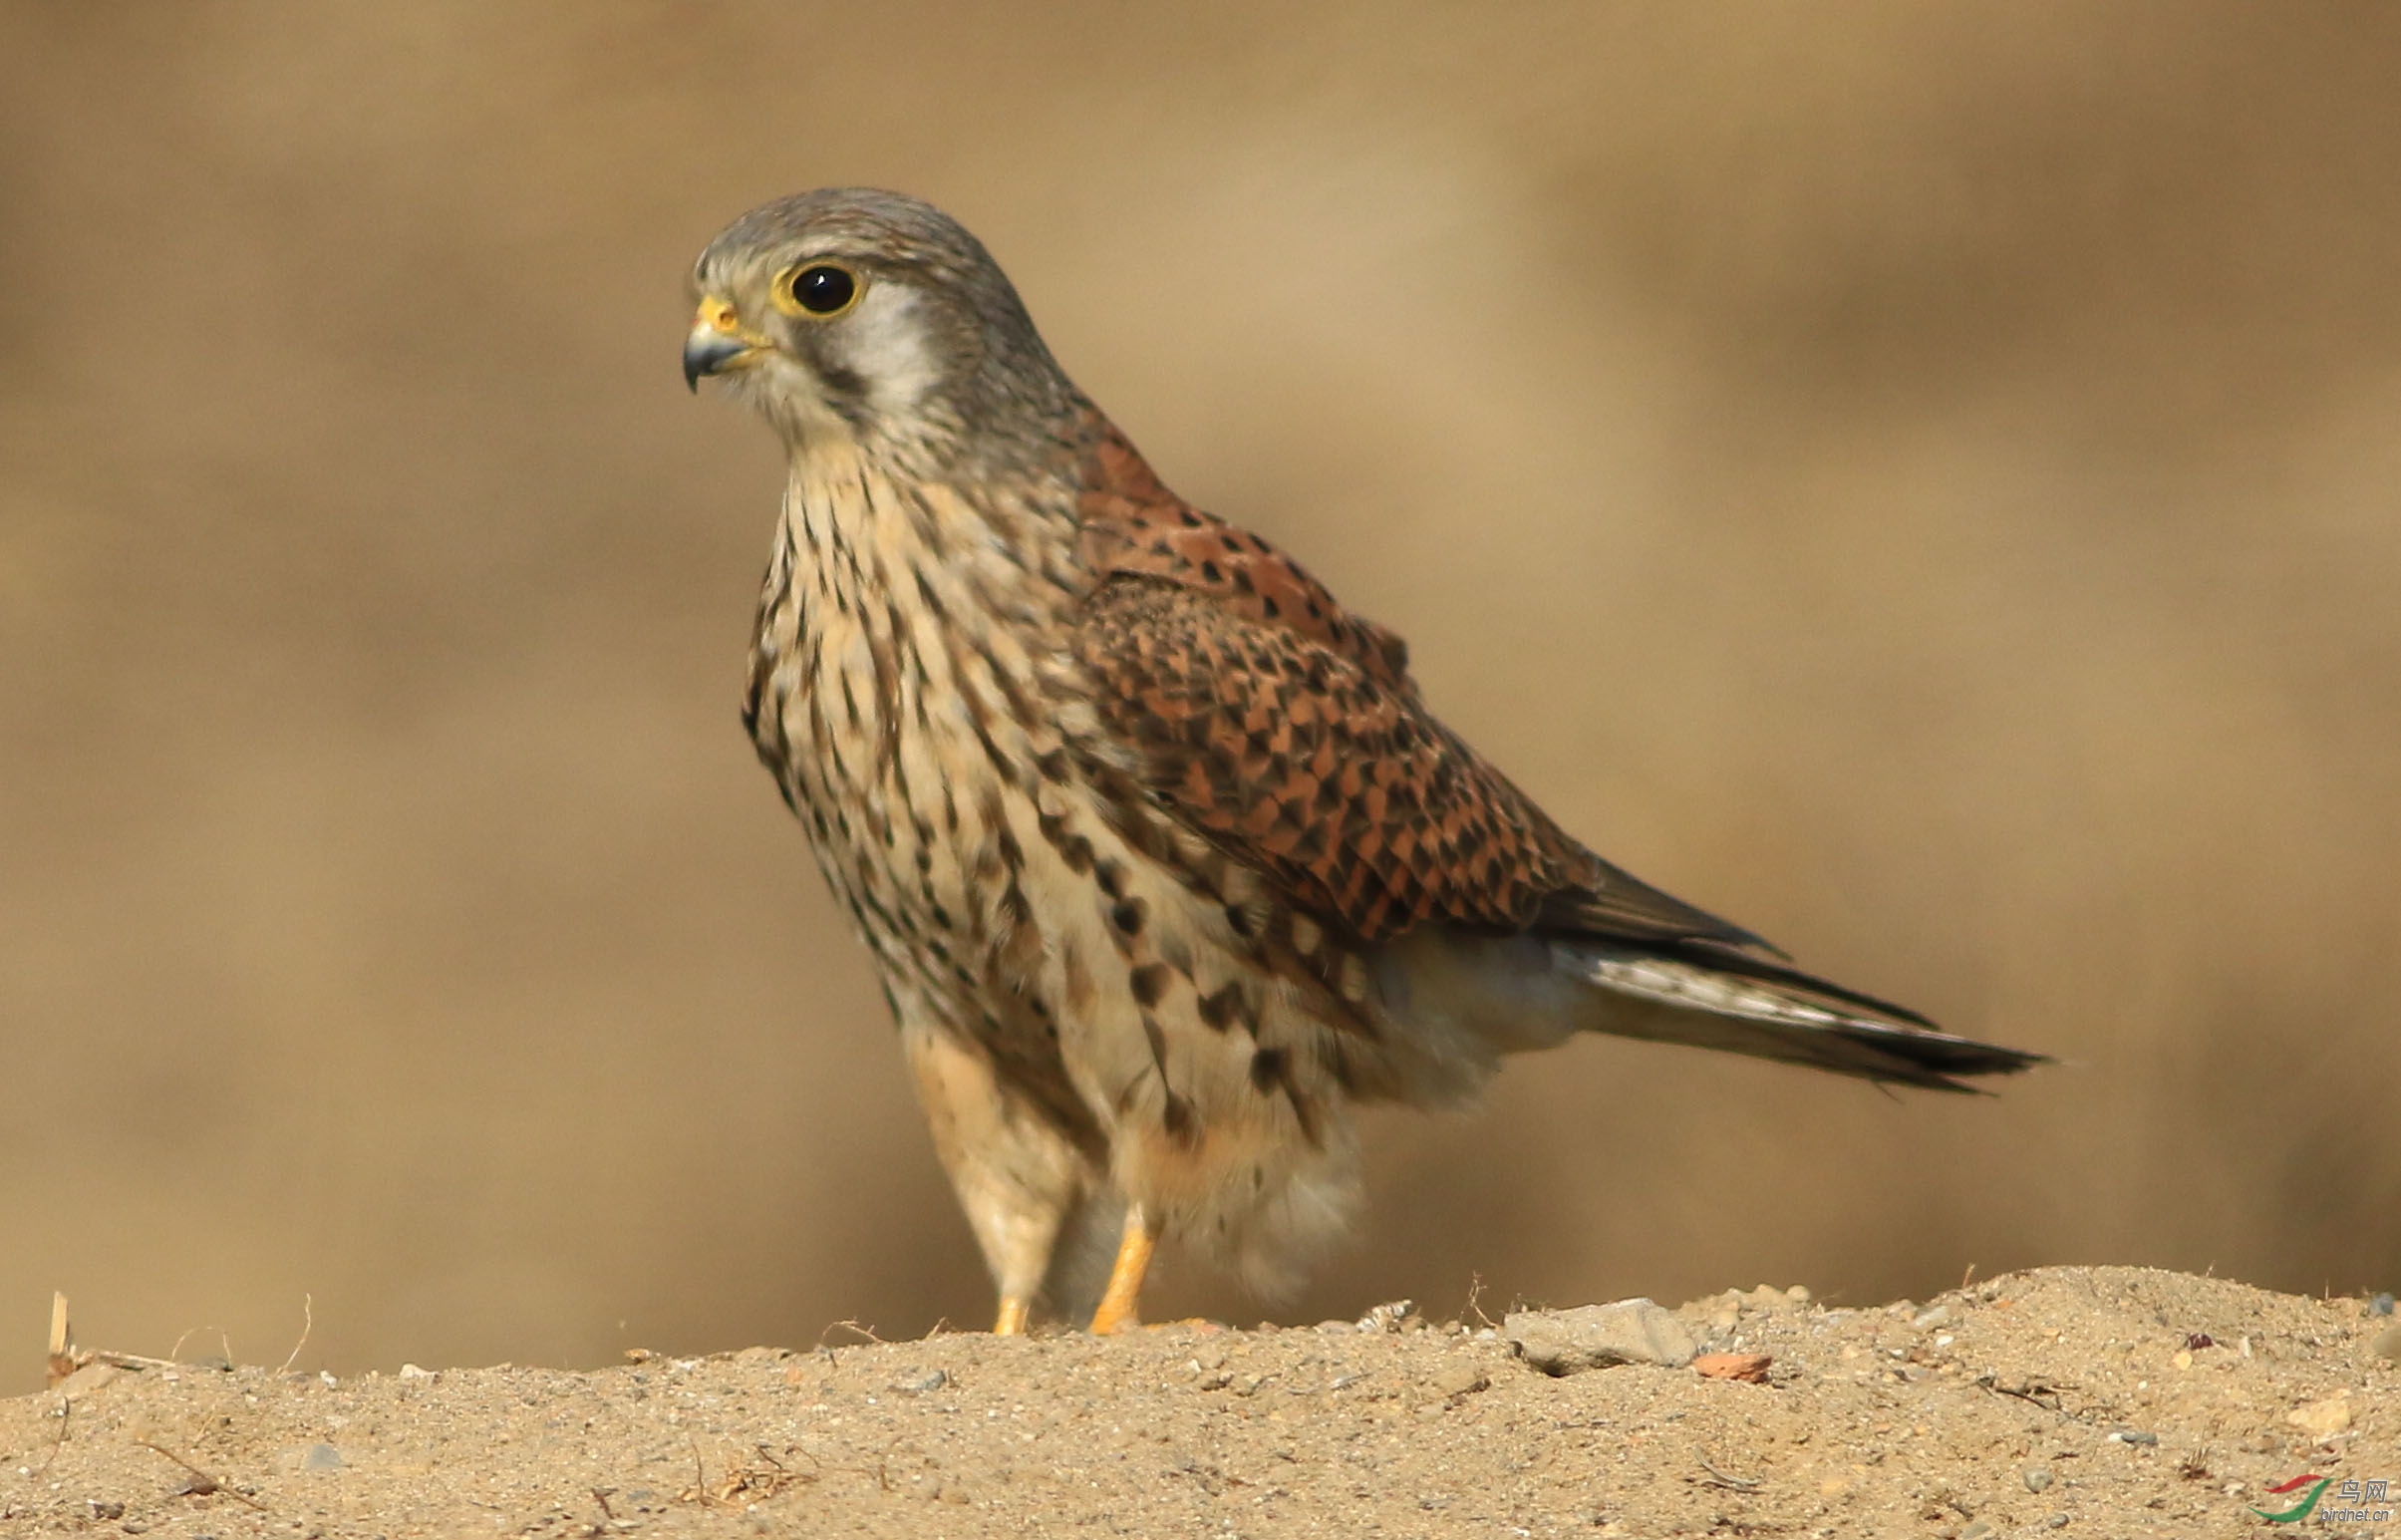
[1070,418,1770,952]
[1063,421,2055,1079]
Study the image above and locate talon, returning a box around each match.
[1088,1203,1154,1335]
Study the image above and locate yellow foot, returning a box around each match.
[993,1297,1031,1337]
[1087,1203,1154,1336]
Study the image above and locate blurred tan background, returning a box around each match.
[4,2,2396,1394]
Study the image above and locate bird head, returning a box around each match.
[685,187,1078,462]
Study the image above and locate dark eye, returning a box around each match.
[775,262,858,317]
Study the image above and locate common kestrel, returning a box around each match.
[683,188,2043,1337]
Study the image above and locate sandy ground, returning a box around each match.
[4,1267,2393,1539]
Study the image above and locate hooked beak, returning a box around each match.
[683,296,773,392]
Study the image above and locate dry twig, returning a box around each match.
[276,1294,314,1375]
[33,1396,71,1476]
[163,1326,234,1367]
[46,1293,87,1386]
[683,1438,816,1507]
[1695,1455,1762,1491]
[1461,1274,1499,1331]
[134,1440,268,1513]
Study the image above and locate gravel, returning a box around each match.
[2,1266,2392,1538]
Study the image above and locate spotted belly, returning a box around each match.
[750,580,1364,1293]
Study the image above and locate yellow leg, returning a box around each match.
[993,1296,1031,1337]
[1087,1203,1153,1335]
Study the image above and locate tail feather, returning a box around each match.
[1554,939,2048,1092]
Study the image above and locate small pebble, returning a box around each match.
[2046,1515,2068,1529]
[1959,1522,1993,1540]
[1428,1364,1489,1397]
[1913,1306,1951,1331]
[2022,1466,2054,1492]
[2371,1292,2394,1317]
[2286,1391,2352,1437]
[893,1370,949,1392]
[55,1363,121,1397]
[2372,1324,2401,1362]
[1506,1300,1698,1375]
[1693,1353,1773,1384]
[2108,1428,2159,1446]
[1316,1320,1354,1335]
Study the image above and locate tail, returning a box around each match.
[1554,937,2046,1091]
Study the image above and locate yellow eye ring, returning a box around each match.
[770,262,862,318]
